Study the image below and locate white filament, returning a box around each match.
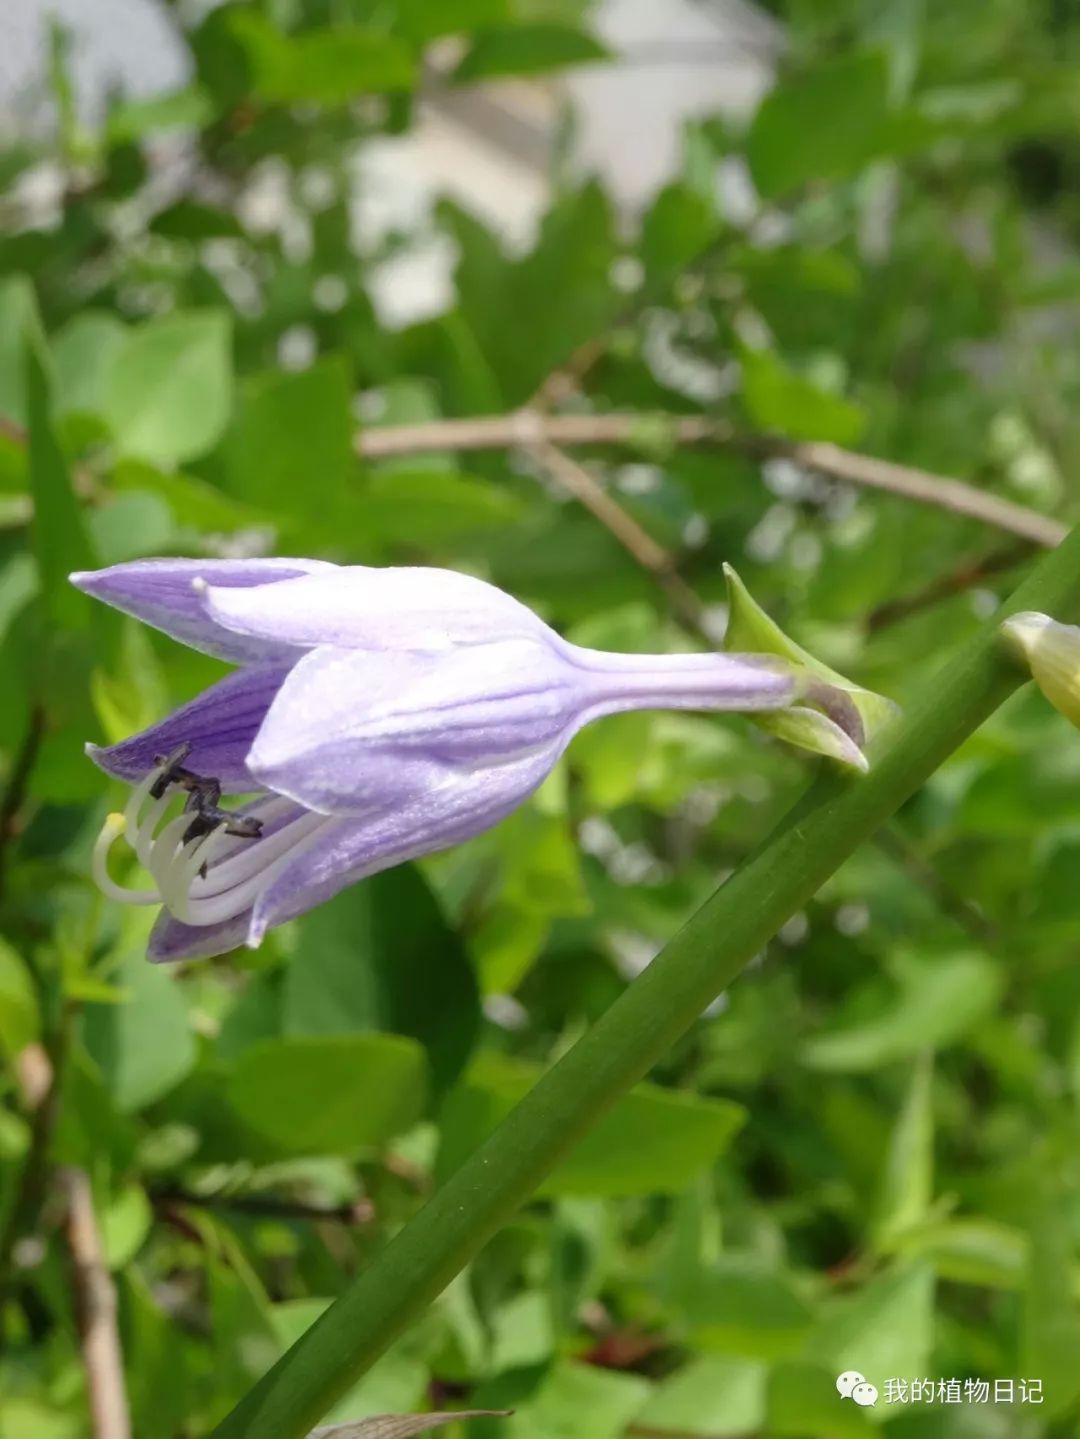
[92,759,330,928]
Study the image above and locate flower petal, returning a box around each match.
[1001,611,1080,727]
[565,644,797,719]
[198,566,548,653]
[247,750,556,945]
[70,558,334,662]
[147,908,252,963]
[247,640,579,814]
[88,664,292,787]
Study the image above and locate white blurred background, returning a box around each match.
[0,0,783,322]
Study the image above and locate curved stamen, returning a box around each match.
[130,790,175,869]
[92,814,161,906]
[188,810,325,898]
[92,755,333,930]
[163,816,332,926]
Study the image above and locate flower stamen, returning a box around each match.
[91,813,162,906]
[91,751,332,930]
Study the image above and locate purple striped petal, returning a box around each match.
[88,664,292,788]
[148,908,253,964]
[198,565,548,653]
[70,558,333,662]
[247,754,552,945]
[246,640,580,814]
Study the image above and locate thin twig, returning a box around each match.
[0,1033,66,1321]
[59,1168,132,1439]
[874,824,997,948]
[355,412,1066,549]
[526,439,710,636]
[0,703,47,899]
[151,1188,376,1225]
[867,542,1030,631]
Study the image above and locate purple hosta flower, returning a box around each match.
[74,558,820,963]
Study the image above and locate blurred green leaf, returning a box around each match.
[150,200,246,241]
[501,1361,648,1439]
[82,946,196,1113]
[437,1053,744,1196]
[747,51,893,199]
[767,1363,877,1439]
[1021,1189,1080,1416]
[221,354,353,517]
[0,937,39,1058]
[232,14,415,102]
[635,1355,765,1436]
[101,1182,152,1268]
[453,25,608,82]
[741,348,866,446]
[398,0,509,41]
[893,1217,1026,1289]
[106,85,213,144]
[356,470,525,544]
[25,326,96,629]
[446,184,618,405]
[870,1054,934,1251]
[640,181,717,288]
[0,274,43,428]
[50,311,127,422]
[106,310,233,467]
[225,1034,429,1155]
[802,953,1003,1072]
[809,1263,935,1386]
[686,1262,814,1361]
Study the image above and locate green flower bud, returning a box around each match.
[722,564,897,771]
[1000,611,1080,727]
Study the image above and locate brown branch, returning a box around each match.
[0,1033,66,1322]
[355,412,1066,549]
[525,439,710,637]
[59,1168,132,1439]
[867,542,1030,631]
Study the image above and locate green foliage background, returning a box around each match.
[3,0,1080,1435]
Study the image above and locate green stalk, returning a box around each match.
[212,524,1080,1439]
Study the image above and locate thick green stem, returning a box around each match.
[211,524,1080,1439]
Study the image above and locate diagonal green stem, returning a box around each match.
[211,523,1080,1439]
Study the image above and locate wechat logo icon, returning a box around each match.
[837,1371,878,1407]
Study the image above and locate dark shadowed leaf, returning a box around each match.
[286,865,480,1094]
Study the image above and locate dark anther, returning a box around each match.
[223,815,263,839]
[150,742,194,799]
[153,743,263,850]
